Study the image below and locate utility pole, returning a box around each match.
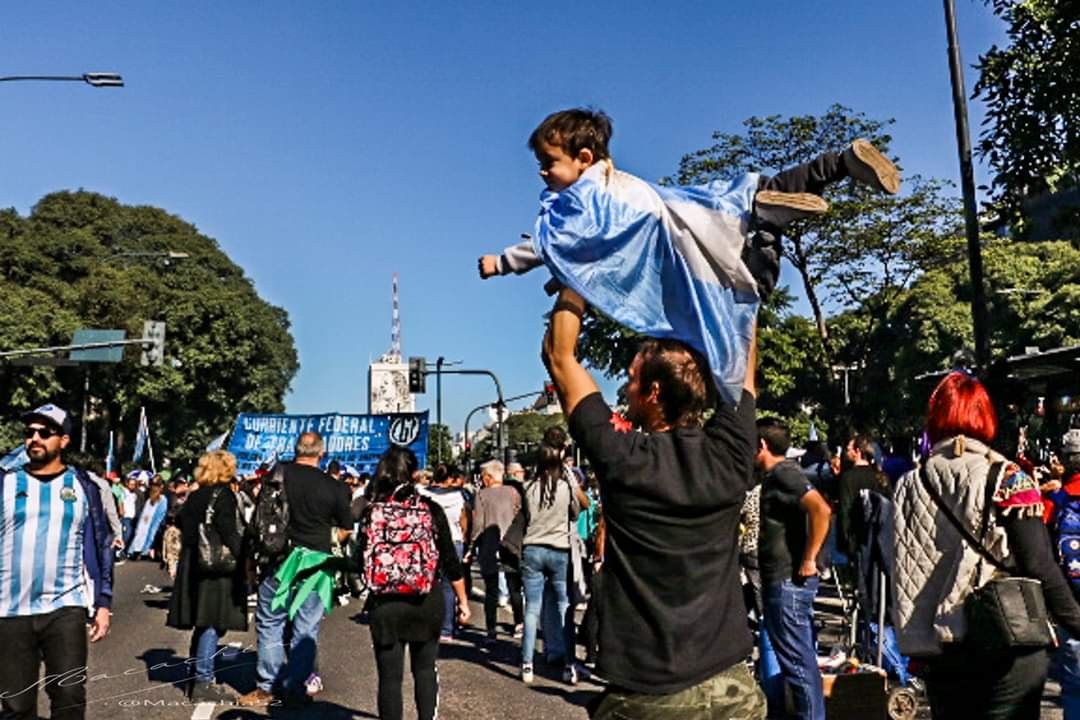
[943,0,990,371]
[436,356,444,462]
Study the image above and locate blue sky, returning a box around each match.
[1,2,1007,434]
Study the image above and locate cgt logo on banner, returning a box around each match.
[227,411,429,476]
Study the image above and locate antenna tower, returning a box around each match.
[380,273,402,362]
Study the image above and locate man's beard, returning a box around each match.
[27,443,59,466]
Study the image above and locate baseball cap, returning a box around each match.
[21,404,72,436]
[1063,429,1080,455]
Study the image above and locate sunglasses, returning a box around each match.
[24,426,60,440]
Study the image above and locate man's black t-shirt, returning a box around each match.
[568,390,757,695]
[758,459,814,584]
[283,463,352,554]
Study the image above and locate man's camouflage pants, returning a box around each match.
[588,661,766,720]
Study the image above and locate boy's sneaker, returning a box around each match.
[562,663,579,686]
[844,139,900,195]
[521,663,534,684]
[753,191,829,229]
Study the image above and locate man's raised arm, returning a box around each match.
[541,287,600,417]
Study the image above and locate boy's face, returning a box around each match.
[535,140,593,192]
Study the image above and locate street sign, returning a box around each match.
[70,329,126,363]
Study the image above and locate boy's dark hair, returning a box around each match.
[327,460,341,475]
[757,417,792,457]
[636,339,711,428]
[528,108,612,161]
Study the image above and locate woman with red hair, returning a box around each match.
[893,371,1080,719]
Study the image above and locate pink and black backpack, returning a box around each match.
[363,492,440,596]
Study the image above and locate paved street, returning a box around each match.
[61,561,596,720]
[28,560,1068,719]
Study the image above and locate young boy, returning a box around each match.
[479,107,899,296]
[480,108,899,405]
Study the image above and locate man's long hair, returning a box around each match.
[637,339,713,428]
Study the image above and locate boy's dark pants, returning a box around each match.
[0,606,89,720]
[758,151,847,197]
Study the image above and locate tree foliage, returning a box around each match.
[975,0,1080,231]
[0,191,299,465]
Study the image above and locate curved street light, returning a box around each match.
[0,72,123,87]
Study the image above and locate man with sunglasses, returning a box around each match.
[0,404,115,720]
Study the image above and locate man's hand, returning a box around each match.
[478,255,499,279]
[797,559,819,579]
[88,607,110,643]
[541,288,598,418]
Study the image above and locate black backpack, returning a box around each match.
[250,464,290,563]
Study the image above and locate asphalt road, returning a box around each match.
[28,560,1067,719]
[48,561,597,720]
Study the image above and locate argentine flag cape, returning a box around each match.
[533,161,760,406]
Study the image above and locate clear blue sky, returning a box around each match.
[1,2,1006,435]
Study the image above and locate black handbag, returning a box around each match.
[919,463,1054,652]
[197,488,237,574]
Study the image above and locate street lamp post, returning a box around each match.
[943,0,990,371]
[0,73,123,88]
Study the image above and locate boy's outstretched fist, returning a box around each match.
[478,255,499,279]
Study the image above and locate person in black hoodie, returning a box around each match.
[166,450,246,702]
[361,447,470,720]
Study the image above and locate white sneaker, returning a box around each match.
[562,663,579,685]
[521,663,534,684]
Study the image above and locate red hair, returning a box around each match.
[926,371,998,445]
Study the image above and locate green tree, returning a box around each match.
[468,411,566,468]
[426,423,454,468]
[974,0,1080,233]
[0,191,299,464]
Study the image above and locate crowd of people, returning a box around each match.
[3,106,1080,720]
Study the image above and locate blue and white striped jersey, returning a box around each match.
[0,468,89,617]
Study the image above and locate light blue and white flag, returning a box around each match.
[534,162,760,406]
[132,407,149,464]
[0,445,28,473]
[105,431,115,476]
[206,431,229,452]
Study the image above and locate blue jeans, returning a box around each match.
[763,577,825,720]
[120,517,134,550]
[255,573,325,694]
[521,545,569,666]
[1052,629,1080,720]
[441,541,464,637]
[191,626,223,684]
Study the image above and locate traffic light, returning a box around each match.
[544,381,557,404]
[140,320,166,367]
[408,356,427,393]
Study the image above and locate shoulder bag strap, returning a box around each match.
[205,487,223,524]
[919,465,1009,573]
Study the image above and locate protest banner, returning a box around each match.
[226,411,428,476]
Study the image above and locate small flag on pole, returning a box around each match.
[132,407,149,464]
[206,431,229,452]
[105,431,115,476]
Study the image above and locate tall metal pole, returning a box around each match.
[80,369,90,453]
[944,0,990,371]
[435,356,444,463]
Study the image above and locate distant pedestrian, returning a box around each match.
[0,404,113,720]
[418,464,469,640]
[468,459,521,641]
[166,450,247,702]
[128,476,168,559]
[520,427,582,684]
[361,446,470,720]
[238,432,351,708]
